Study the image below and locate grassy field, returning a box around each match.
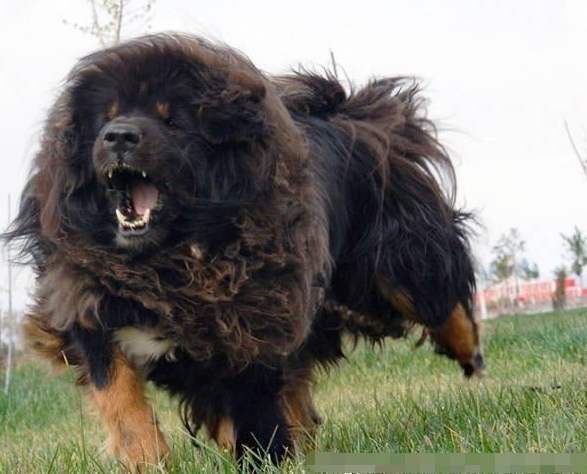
[1,309,586,473]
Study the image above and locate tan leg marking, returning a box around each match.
[91,351,170,471]
[385,290,419,321]
[207,416,236,454]
[282,380,322,449]
[22,316,67,368]
[432,304,479,362]
[376,276,483,375]
[390,286,480,364]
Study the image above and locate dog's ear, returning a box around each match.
[35,97,81,239]
[33,85,99,241]
[197,71,268,144]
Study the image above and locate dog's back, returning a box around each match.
[275,72,483,376]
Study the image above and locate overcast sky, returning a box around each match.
[1,0,586,308]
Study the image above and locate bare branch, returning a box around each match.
[65,0,156,47]
[564,120,587,180]
[89,0,107,47]
[115,0,124,44]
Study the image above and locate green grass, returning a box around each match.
[1,309,586,473]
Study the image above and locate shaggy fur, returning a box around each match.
[6,34,483,468]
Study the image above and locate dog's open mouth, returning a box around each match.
[105,164,160,236]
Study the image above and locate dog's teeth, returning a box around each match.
[116,207,151,233]
[142,171,147,178]
[190,244,203,259]
[108,170,113,179]
[115,209,126,223]
[165,349,177,362]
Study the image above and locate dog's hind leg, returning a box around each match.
[90,349,170,471]
[206,416,237,454]
[376,277,484,377]
[281,372,322,449]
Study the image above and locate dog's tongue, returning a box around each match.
[131,183,159,215]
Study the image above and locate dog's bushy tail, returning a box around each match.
[277,72,476,327]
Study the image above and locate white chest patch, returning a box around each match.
[114,327,176,368]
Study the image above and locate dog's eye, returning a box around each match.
[163,117,177,128]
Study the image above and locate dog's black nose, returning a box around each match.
[103,123,141,151]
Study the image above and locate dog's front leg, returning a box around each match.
[91,350,170,470]
[229,364,292,464]
[72,325,170,471]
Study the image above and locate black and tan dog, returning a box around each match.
[6,34,483,469]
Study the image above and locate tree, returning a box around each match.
[490,252,514,283]
[64,0,156,47]
[2,195,15,393]
[520,259,540,281]
[562,227,587,287]
[490,228,540,282]
[552,266,568,310]
[490,228,540,311]
[490,228,538,283]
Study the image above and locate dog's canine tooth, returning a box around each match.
[143,209,151,223]
[142,171,147,178]
[165,348,177,362]
[115,208,126,223]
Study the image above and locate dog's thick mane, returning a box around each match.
[6,35,322,258]
[5,35,329,369]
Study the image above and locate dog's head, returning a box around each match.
[28,34,300,252]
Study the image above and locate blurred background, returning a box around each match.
[0,0,586,369]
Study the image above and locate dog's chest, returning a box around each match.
[114,326,176,368]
